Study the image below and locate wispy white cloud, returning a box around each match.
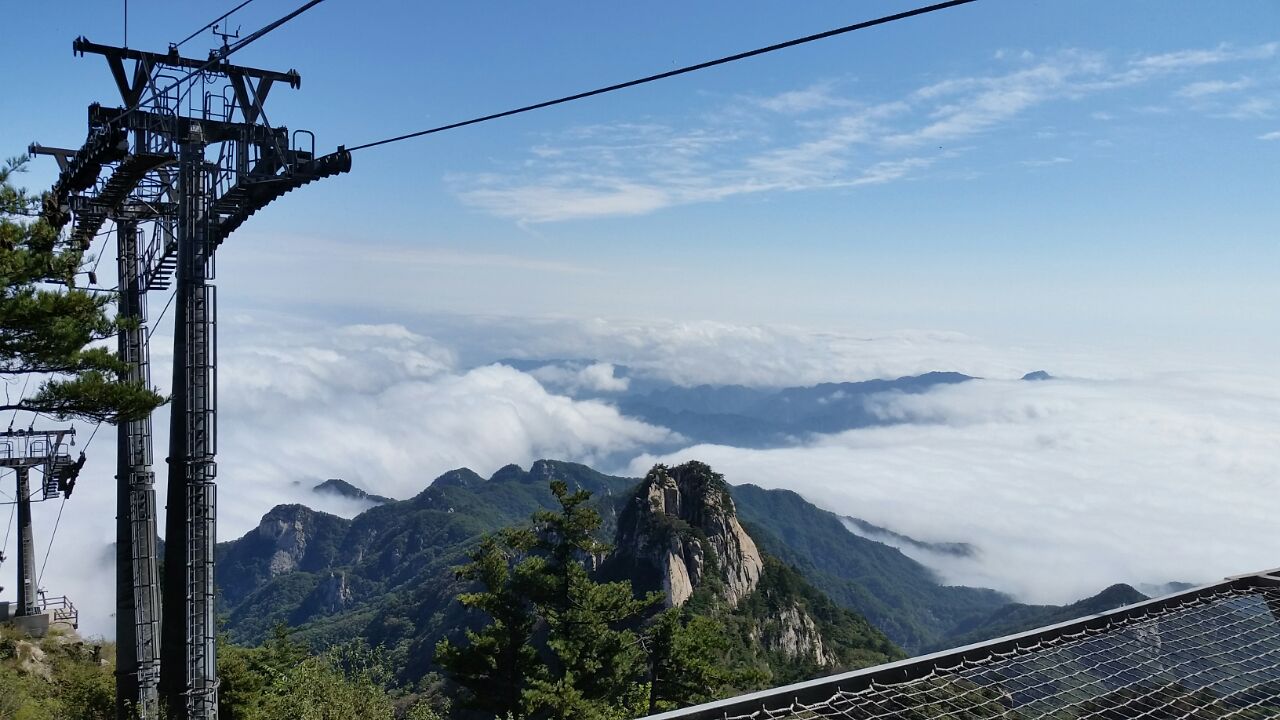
[1259,130,1280,141]
[460,177,674,223]
[453,41,1280,223]
[1019,156,1073,167]
[36,310,1280,636]
[750,81,854,114]
[1129,42,1278,74]
[1176,77,1254,98]
[409,314,1162,388]
[1216,96,1274,119]
[530,361,630,394]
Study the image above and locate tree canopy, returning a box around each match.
[0,155,164,424]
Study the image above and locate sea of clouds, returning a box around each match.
[18,312,1280,637]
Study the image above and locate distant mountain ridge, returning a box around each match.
[498,361,1065,448]
[312,478,395,505]
[935,583,1149,651]
[840,515,978,559]
[615,371,976,447]
[217,458,1138,671]
[501,360,980,447]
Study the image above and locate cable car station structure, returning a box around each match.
[0,428,80,634]
[28,36,351,720]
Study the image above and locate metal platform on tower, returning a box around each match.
[0,428,82,638]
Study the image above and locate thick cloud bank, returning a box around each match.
[212,318,674,532]
[629,372,1280,605]
[22,316,674,636]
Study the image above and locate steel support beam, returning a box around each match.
[74,37,302,88]
[14,468,37,617]
[116,219,162,720]
[163,133,219,720]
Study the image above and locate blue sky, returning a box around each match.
[6,0,1278,362]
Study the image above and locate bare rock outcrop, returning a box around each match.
[257,505,312,576]
[758,604,839,666]
[611,461,763,608]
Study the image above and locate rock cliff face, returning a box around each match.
[609,462,898,672]
[258,505,315,576]
[759,604,839,666]
[612,461,763,608]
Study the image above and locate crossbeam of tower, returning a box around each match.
[32,35,350,720]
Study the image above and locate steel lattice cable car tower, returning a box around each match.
[32,38,350,720]
[0,428,80,626]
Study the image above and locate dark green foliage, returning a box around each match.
[434,535,539,717]
[0,155,165,423]
[215,462,633,653]
[644,609,734,714]
[217,461,911,706]
[725,556,902,686]
[218,626,310,720]
[218,627,444,720]
[607,462,901,695]
[219,458,1178,720]
[441,480,662,720]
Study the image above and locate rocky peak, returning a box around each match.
[489,463,527,483]
[257,504,317,576]
[611,461,763,608]
[312,478,394,505]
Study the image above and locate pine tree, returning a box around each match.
[516,480,661,720]
[0,155,164,423]
[645,609,733,714]
[434,534,540,718]
[438,480,663,720]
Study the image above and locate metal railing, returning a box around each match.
[38,595,79,628]
[639,570,1280,720]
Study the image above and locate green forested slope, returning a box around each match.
[731,483,1010,652]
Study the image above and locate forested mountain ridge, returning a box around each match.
[934,582,1150,652]
[216,460,900,694]
[216,461,636,656]
[730,483,1011,652]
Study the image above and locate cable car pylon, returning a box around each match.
[31,36,350,720]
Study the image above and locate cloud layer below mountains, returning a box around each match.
[23,313,1280,637]
[28,316,677,635]
[629,372,1280,605]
